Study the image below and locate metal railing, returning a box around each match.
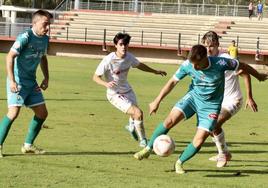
[1,22,266,54]
[54,0,264,17]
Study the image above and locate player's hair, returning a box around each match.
[189,44,207,62]
[201,31,220,46]
[32,10,53,22]
[113,33,131,45]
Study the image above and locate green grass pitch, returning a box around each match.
[0,53,267,187]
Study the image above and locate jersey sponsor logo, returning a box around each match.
[208,113,218,120]
[216,59,227,66]
[113,68,121,75]
[13,41,21,49]
[21,32,29,39]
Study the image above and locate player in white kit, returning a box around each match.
[93,33,167,147]
[201,31,266,167]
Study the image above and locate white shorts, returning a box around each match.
[221,97,243,116]
[107,90,137,113]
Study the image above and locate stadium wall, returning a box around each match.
[0,37,267,69]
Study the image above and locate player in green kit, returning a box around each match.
[0,10,52,157]
[134,45,267,174]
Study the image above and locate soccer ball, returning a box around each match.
[153,134,175,157]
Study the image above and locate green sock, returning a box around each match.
[179,143,200,164]
[147,122,169,149]
[0,116,13,145]
[25,116,45,145]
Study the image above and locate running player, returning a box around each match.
[93,32,167,147]
[201,31,264,167]
[134,44,267,174]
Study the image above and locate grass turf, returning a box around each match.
[0,53,267,187]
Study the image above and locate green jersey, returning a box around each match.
[10,28,49,87]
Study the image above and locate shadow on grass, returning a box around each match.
[174,140,268,155]
[4,151,136,157]
[45,98,106,102]
[175,140,268,147]
[165,168,267,175]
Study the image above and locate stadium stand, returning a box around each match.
[1,6,268,65]
[50,10,268,57]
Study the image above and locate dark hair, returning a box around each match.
[201,31,220,46]
[33,9,53,19]
[189,44,207,62]
[113,32,131,45]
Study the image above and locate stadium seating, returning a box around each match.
[50,10,268,55]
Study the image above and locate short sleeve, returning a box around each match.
[128,53,140,68]
[95,56,108,76]
[173,60,189,81]
[225,58,239,71]
[44,37,49,55]
[11,31,30,54]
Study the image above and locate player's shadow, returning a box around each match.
[174,140,268,147]
[165,168,267,176]
[46,151,136,155]
[174,140,268,155]
[4,151,136,157]
[45,98,106,102]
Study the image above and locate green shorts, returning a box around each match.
[173,92,221,132]
[7,80,45,108]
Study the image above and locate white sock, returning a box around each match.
[128,117,135,131]
[24,143,32,148]
[213,130,228,154]
[133,120,146,141]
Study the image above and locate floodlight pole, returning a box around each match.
[32,0,35,8]
[134,0,138,12]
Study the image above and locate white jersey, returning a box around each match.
[95,52,140,95]
[219,53,243,101]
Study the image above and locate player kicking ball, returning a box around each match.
[0,10,52,157]
[134,44,267,174]
[93,32,167,147]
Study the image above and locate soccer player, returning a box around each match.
[0,10,52,157]
[93,32,167,147]
[134,44,267,174]
[201,31,265,167]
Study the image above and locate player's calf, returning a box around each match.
[0,145,3,158]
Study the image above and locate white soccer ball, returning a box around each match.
[153,134,175,157]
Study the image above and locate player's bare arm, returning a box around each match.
[149,77,178,115]
[238,62,268,81]
[93,74,117,88]
[6,50,18,93]
[136,63,167,76]
[40,55,49,90]
[239,72,258,112]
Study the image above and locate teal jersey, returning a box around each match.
[173,56,239,104]
[10,28,49,87]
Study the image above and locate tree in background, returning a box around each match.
[2,0,63,8]
[2,0,267,8]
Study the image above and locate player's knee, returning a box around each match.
[133,108,143,120]
[212,127,222,136]
[36,109,48,120]
[41,110,48,120]
[192,139,203,148]
[163,118,175,129]
[7,110,20,120]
